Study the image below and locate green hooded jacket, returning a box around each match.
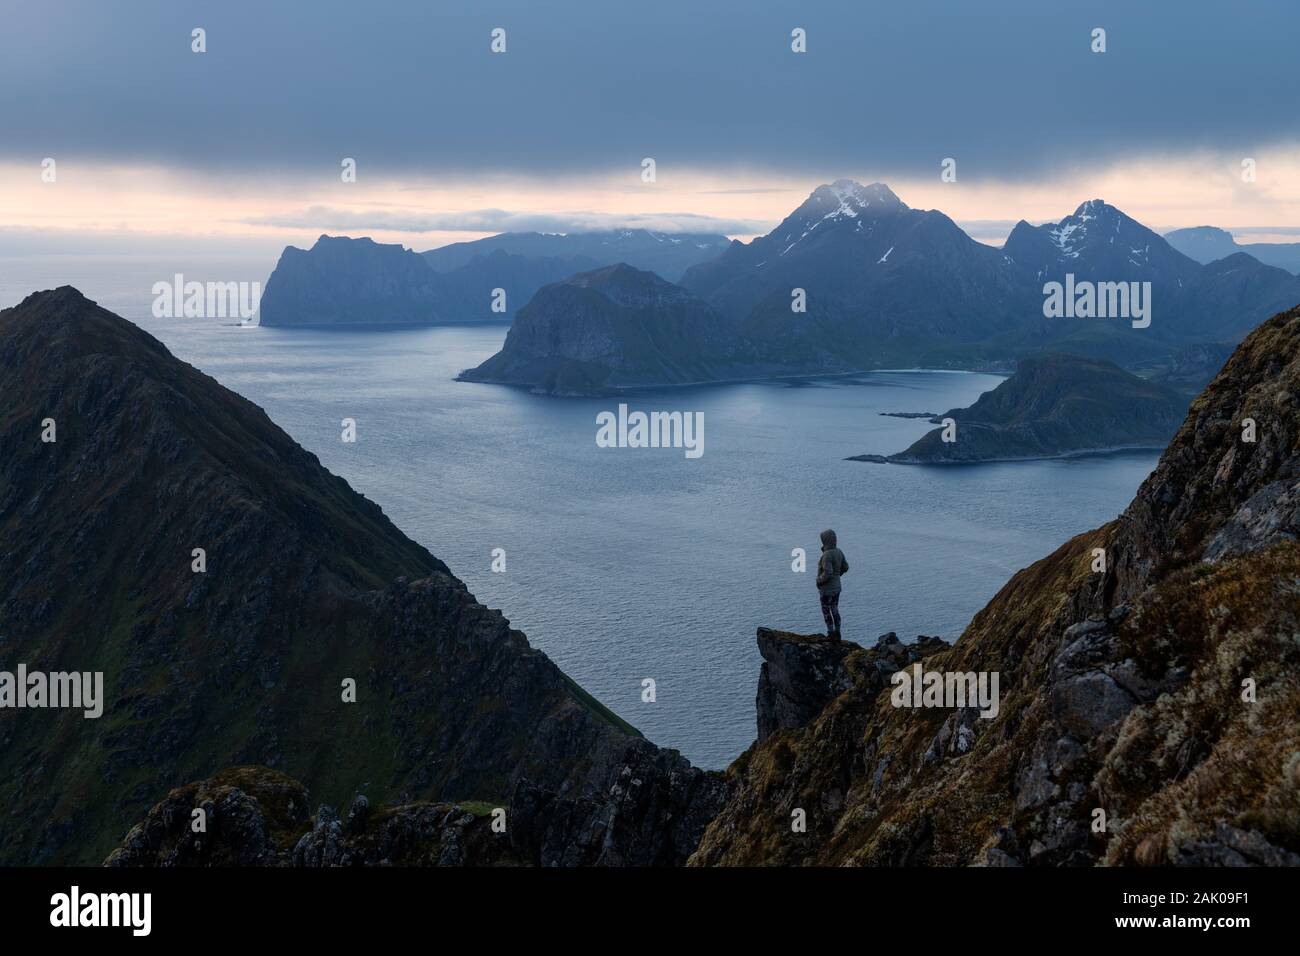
[816,528,849,595]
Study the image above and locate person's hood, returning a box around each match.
[820,529,837,550]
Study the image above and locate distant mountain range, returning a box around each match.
[258,182,1300,397]
[850,354,1189,464]
[464,181,1300,393]
[421,229,731,282]
[1166,225,1300,274]
[259,229,730,326]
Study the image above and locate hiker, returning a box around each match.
[816,528,849,641]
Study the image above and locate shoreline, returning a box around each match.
[848,442,1168,466]
[457,365,1008,395]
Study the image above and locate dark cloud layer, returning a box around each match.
[2,0,1296,181]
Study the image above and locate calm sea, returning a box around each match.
[1,257,1160,768]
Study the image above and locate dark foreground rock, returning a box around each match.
[756,629,860,741]
[105,767,524,867]
[755,628,950,744]
[106,757,730,867]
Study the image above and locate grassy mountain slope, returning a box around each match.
[694,306,1300,866]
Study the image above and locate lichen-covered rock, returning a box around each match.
[756,629,860,741]
[104,767,310,866]
[104,766,524,867]
[509,739,730,866]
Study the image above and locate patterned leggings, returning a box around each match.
[820,591,841,633]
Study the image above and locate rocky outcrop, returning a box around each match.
[756,629,859,741]
[14,287,1300,870]
[104,767,523,867]
[107,755,730,868]
[105,767,311,867]
[693,305,1300,867]
[259,235,447,326]
[0,287,720,866]
[508,741,730,866]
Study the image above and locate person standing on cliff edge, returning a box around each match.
[816,528,850,641]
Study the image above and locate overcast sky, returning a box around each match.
[2,0,1298,250]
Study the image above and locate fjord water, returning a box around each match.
[2,263,1160,768]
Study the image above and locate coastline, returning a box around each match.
[456,365,1006,395]
[847,442,1168,466]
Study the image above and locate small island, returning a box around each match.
[850,353,1190,464]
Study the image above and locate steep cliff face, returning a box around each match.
[260,236,447,326]
[755,629,860,742]
[693,306,1300,866]
[0,288,725,865]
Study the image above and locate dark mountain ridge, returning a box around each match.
[0,287,726,865]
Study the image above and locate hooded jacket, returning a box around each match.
[816,528,849,595]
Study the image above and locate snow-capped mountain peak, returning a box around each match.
[803,180,906,221]
[766,181,909,257]
[1048,199,1128,257]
